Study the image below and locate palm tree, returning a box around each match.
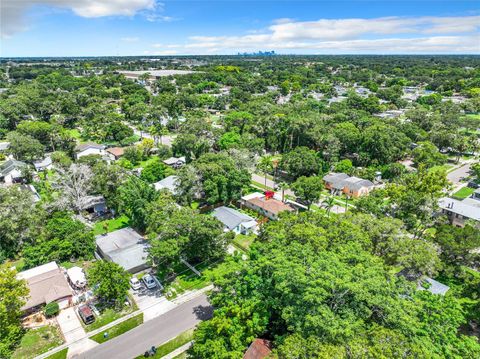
[257,155,273,189]
[278,181,288,202]
[323,196,335,217]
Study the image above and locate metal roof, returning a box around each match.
[212,206,255,230]
[438,197,480,221]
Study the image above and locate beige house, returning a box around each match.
[323,172,374,198]
[17,262,73,313]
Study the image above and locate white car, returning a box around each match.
[130,277,142,291]
[142,274,157,289]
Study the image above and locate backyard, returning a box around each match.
[92,215,130,235]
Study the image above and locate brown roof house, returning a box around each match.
[106,147,125,160]
[243,339,272,359]
[17,261,73,313]
[241,192,294,220]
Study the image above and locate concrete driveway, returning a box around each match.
[131,286,176,322]
[57,307,86,343]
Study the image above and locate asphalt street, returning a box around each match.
[75,294,212,359]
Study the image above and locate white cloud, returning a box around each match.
[143,49,177,55]
[1,0,159,38]
[121,37,140,42]
[177,15,480,54]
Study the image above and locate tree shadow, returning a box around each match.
[193,304,213,320]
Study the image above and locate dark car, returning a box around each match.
[78,304,95,325]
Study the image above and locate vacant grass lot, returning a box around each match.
[232,234,256,251]
[12,325,64,359]
[90,313,143,344]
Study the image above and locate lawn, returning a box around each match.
[93,215,130,235]
[6,258,26,272]
[251,180,274,190]
[232,234,256,251]
[12,325,64,359]
[90,313,144,344]
[159,261,217,300]
[452,187,475,200]
[134,329,194,359]
[84,307,132,332]
[44,348,68,359]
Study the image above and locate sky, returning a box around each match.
[1,1,479,57]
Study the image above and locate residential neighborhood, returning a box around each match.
[1,8,480,358]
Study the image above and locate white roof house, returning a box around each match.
[154,175,179,194]
[212,206,257,234]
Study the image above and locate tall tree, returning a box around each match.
[0,265,29,358]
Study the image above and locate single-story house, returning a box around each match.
[96,227,150,273]
[323,172,374,197]
[163,156,186,169]
[75,143,106,159]
[17,261,73,313]
[212,206,257,234]
[241,192,294,221]
[243,339,272,359]
[0,159,28,185]
[417,277,450,296]
[438,197,480,227]
[106,147,125,160]
[33,156,53,172]
[153,175,179,195]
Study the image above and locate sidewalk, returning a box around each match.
[36,285,212,359]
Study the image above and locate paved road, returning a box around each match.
[447,162,472,185]
[75,294,212,359]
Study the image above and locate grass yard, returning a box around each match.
[160,261,217,300]
[93,215,130,235]
[7,258,26,272]
[12,325,64,359]
[251,180,274,190]
[44,348,68,359]
[232,234,256,251]
[134,329,194,359]
[90,313,143,344]
[85,307,130,332]
[452,187,475,200]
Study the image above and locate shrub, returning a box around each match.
[44,302,60,317]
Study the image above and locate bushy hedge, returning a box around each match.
[44,302,60,317]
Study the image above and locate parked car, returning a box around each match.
[142,274,157,289]
[78,304,95,325]
[130,277,143,290]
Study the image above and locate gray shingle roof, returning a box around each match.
[154,175,179,194]
[212,206,255,230]
[96,228,149,272]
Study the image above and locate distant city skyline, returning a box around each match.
[1,1,479,57]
